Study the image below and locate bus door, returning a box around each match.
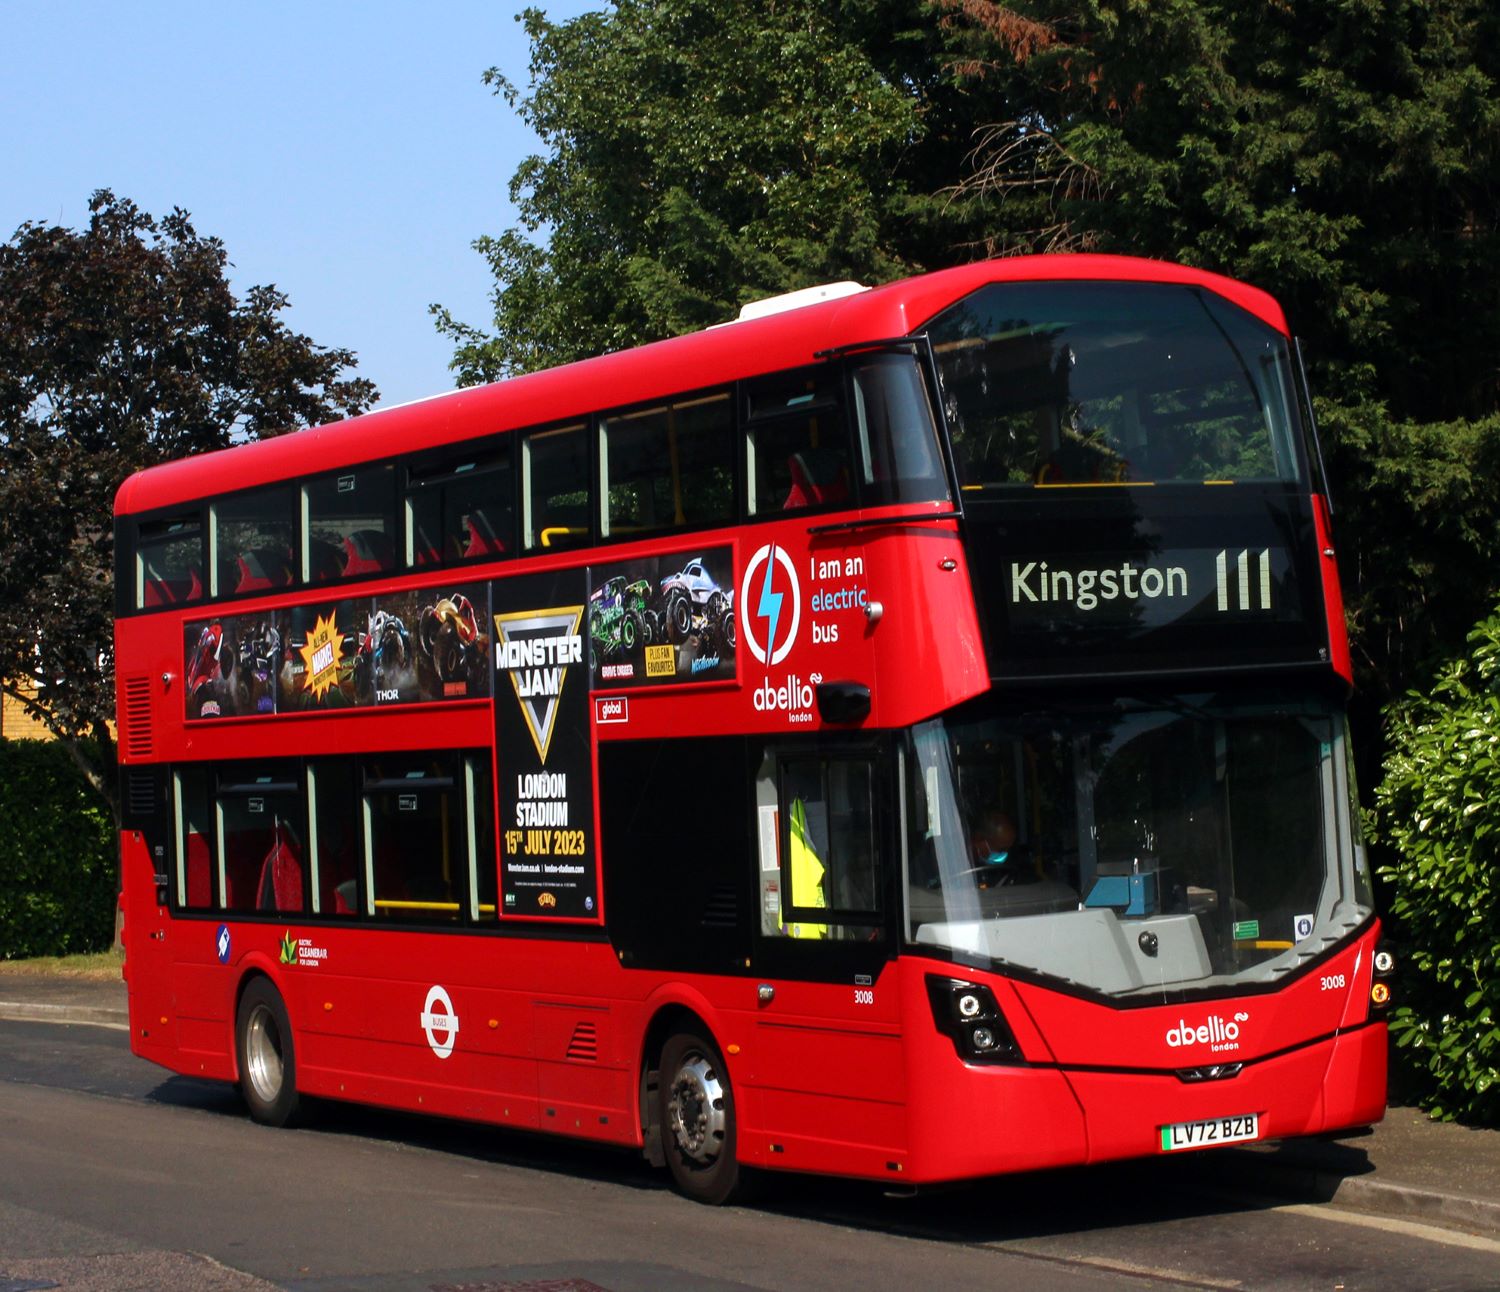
[748,738,905,1170]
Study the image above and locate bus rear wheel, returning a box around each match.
[236,977,300,1127]
[659,1029,744,1204]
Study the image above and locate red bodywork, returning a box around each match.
[116,254,1382,1187]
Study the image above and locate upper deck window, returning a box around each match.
[601,392,733,538]
[406,448,512,568]
[304,465,397,582]
[848,352,950,506]
[745,367,850,515]
[928,282,1304,491]
[136,515,203,609]
[210,487,295,597]
[522,422,589,553]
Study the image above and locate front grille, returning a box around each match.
[1176,1063,1244,1083]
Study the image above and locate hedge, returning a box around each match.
[1374,608,1500,1126]
[0,739,117,958]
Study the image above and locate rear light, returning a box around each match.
[926,975,1023,1064]
[1370,945,1395,1014]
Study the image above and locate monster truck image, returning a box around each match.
[234,619,283,714]
[658,557,735,650]
[353,609,412,703]
[419,592,486,687]
[589,575,656,659]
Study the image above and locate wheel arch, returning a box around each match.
[635,987,728,1168]
[230,957,286,1083]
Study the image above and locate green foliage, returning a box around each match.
[435,0,987,380]
[941,0,1500,706]
[454,1,1500,709]
[1320,403,1500,700]
[0,740,118,958]
[0,191,377,816]
[1374,607,1500,1124]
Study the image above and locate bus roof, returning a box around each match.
[115,254,1289,518]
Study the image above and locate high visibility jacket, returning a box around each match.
[784,797,828,939]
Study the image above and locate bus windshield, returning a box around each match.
[905,693,1372,1000]
[928,282,1306,489]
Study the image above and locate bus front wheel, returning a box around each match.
[236,977,300,1127]
[659,1029,744,1204]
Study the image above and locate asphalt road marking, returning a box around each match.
[1268,1201,1500,1254]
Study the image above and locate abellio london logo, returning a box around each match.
[739,542,800,667]
[1165,1011,1250,1053]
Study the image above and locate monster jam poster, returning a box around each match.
[491,570,598,922]
[183,584,491,720]
[586,547,736,690]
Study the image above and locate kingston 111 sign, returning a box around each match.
[1006,546,1289,629]
[961,490,1332,679]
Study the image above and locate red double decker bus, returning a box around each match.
[115,255,1389,1203]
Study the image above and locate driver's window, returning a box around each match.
[755,749,882,941]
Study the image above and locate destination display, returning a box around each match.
[1004,546,1297,631]
[964,491,1332,679]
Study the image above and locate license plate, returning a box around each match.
[1159,1113,1260,1152]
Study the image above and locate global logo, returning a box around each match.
[215,924,231,964]
[739,542,801,667]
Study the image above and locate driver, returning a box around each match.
[971,809,1019,868]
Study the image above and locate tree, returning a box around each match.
[0,191,377,817]
[456,0,1500,710]
[434,0,991,382]
[934,0,1500,703]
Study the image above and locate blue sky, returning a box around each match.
[2,2,596,410]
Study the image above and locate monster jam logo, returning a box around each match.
[493,606,585,763]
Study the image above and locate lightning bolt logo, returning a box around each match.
[739,542,801,667]
[758,545,784,665]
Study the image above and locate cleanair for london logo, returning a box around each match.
[739,543,801,666]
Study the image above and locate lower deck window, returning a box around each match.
[170,750,495,927]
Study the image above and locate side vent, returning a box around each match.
[125,770,160,817]
[566,1021,599,1063]
[701,884,739,928]
[122,675,154,759]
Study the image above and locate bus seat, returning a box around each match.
[306,538,344,583]
[372,839,407,908]
[235,548,294,593]
[256,823,305,913]
[342,529,394,576]
[142,564,203,606]
[223,829,265,908]
[411,524,444,567]
[462,510,506,559]
[784,450,849,509]
[185,833,212,907]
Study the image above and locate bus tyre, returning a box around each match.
[659,1029,743,1205]
[236,977,300,1128]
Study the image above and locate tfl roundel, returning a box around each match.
[739,543,801,667]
